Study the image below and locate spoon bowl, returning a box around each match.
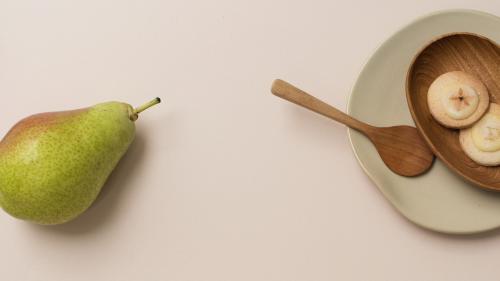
[406,33,500,190]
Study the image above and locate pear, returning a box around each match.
[0,98,160,225]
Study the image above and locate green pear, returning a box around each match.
[0,98,160,225]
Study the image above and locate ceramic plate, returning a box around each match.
[347,9,500,234]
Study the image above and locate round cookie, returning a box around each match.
[460,103,500,166]
[427,71,489,128]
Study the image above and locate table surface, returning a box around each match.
[1,1,499,280]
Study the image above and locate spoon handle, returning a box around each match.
[271,79,373,133]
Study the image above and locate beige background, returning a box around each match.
[0,1,499,280]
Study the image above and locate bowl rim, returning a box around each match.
[405,32,500,191]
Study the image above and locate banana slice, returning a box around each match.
[427,71,489,128]
[440,86,479,119]
[460,103,500,166]
[471,110,500,152]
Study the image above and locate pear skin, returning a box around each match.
[0,98,160,225]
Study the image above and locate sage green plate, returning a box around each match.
[347,9,500,234]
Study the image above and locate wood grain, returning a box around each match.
[272,79,434,177]
[406,33,500,191]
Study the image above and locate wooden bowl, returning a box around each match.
[406,33,500,191]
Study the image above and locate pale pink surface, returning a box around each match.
[0,1,499,280]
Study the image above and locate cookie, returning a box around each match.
[460,103,500,166]
[427,71,489,128]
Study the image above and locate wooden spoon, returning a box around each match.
[272,79,434,177]
[406,33,500,190]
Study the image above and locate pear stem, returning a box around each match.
[129,97,161,121]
